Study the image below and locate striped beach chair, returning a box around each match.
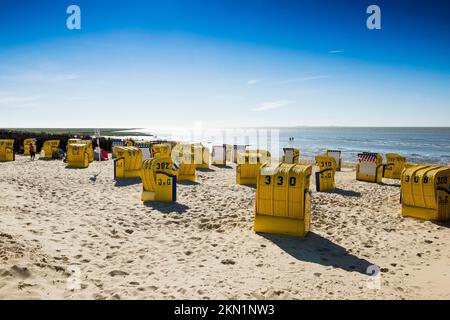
[356,152,383,183]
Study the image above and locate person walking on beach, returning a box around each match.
[29,142,35,160]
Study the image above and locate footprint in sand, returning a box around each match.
[109,270,129,276]
[11,265,31,279]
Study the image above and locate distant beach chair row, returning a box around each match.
[2,137,449,235]
[51,138,450,231]
[211,144,246,165]
[110,142,414,203]
[0,138,101,165]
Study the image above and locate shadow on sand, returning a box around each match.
[433,220,450,229]
[240,184,256,189]
[114,178,141,187]
[65,166,87,170]
[260,232,374,275]
[212,164,233,169]
[380,182,401,188]
[329,188,362,197]
[196,168,215,173]
[143,201,189,214]
[177,180,200,186]
[38,157,59,162]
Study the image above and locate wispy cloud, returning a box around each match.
[1,72,81,82]
[246,79,261,85]
[328,49,344,54]
[280,75,329,84]
[253,100,292,112]
[51,73,81,81]
[0,94,39,106]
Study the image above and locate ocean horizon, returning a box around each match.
[115,126,450,165]
[3,126,448,165]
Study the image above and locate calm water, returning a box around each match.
[126,127,450,165]
[275,127,450,164]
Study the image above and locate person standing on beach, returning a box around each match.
[29,142,35,160]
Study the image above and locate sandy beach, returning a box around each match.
[0,155,449,300]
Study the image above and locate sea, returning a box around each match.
[116,127,450,165]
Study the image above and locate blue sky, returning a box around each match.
[0,0,449,128]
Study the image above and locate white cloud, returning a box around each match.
[246,79,261,85]
[280,75,329,84]
[328,49,344,54]
[253,100,292,112]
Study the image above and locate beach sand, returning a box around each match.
[0,155,449,299]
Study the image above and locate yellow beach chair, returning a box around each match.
[113,146,142,179]
[401,165,450,221]
[0,139,15,162]
[254,162,312,237]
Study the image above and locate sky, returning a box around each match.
[0,0,449,128]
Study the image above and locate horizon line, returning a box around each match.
[1,126,450,131]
